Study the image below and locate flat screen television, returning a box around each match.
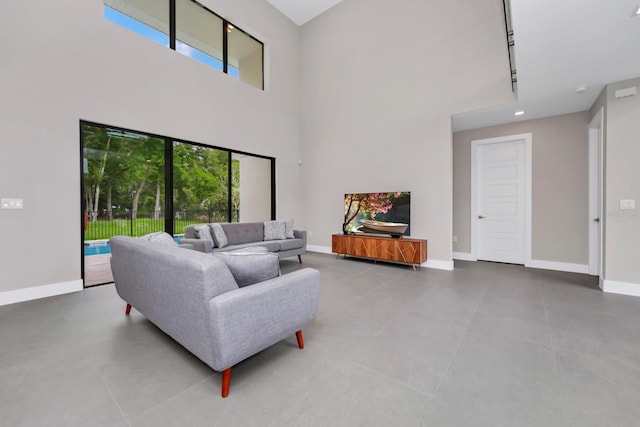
[343,192,411,237]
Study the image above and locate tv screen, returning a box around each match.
[343,192,411,236]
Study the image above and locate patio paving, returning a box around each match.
[84,254,113,286]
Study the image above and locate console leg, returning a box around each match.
[298,254,302,264]
[125,303,131,315]
[295,330,304,349]
[222,368,232,398]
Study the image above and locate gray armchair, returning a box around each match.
[109,235,320,397]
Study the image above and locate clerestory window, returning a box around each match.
[104,0,263,89]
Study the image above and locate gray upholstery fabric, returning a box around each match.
[182,223,307,260]
[283,219,295,239]
[179,238,213,253]
[278,238,303,251]
[140,231,175,245]
[194,225,214,246]
[210,223,228,248]
[215,252,280,287]
[264,220,286,241]
[208,269,320,370]
[221,222,264,245]
[110,235,320,374]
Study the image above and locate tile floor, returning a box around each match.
[2,253,640,426]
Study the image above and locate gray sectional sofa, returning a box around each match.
[181,221,306,262]
[110,235,320,398]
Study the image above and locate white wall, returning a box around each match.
[239,155,272,222]
[0,0,301,297]
[299,0,514,264]
[601,77,640,289]
[453,112,590,265]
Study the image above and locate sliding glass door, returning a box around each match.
[81,121,275,287]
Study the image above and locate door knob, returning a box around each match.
[478,215,486,219]
[593,218,600,223]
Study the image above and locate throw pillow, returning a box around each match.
[282,219,295,239]
[210,223,228,248]
[264,220,286,241]
[140,231,175,246]
[215,252,280,287]
[193,225,215,246]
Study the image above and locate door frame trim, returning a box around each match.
[588,108,604,276]
[470,133,532,265]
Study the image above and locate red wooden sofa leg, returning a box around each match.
[298,254,302,264]
[221,368,232,398]
[296,330,304,349]
[125,303,132,315]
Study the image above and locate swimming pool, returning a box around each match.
[84,236,183,256]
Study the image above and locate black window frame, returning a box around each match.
[79,119,276,285]
[105,0,264,89]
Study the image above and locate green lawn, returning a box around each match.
[85,218,204,241]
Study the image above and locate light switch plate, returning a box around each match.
[620,199,636,210]
[1,198,24,209]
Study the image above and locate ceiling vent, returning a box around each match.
[614,87,637,99]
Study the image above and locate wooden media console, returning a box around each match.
[332,234,427,270]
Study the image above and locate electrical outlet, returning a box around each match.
[453,235,458,243]
[1,198,23,209]
[620,199,636,210]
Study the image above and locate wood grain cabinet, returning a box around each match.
[332,234,427,270]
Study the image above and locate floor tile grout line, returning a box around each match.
[431,283,488,398]
[99,373,131,426]
[544,303,570,426]
[129,373,217,424]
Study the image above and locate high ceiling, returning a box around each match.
[268,0,640,131]
[266,0,344,26]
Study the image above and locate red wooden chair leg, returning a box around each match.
[296,330,304,349]
[221,368,232,398]
[298,254,302,264]
[125,303,132,315]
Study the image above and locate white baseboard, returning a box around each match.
[526,259,589,274]
[306,245,333,255]
[600,279,640,297]
[453,252,476,261]
[421,259,454,271]
[0,280,83,307]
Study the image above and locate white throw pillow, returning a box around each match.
[210,223,228,248]
[282,219,295,239]
[140,232,175,246]
[264,220,286,241]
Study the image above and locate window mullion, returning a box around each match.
[223,19,228,74]
[169,0,176,50]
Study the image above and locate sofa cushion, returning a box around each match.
[221,222,264,245]
[139,231,175,246]
[283,219,295,239]
[278,238,304,251]
[210,223,228,248]
[194,225,214,246]
[215,252,280,287]
[214,241,281,253]
[264,220,286,241]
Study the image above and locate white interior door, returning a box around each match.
[476,140,525,264]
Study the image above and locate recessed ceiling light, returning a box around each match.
[514,111,525,116]
[576,86,586,93]
[633,5,640,17]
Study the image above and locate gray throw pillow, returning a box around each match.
[215,252,280,287]
[283,219,295,239]
[264,220,286,241]
[193,225,215,246]
[140,231,175,246]
[210,223,228,248]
